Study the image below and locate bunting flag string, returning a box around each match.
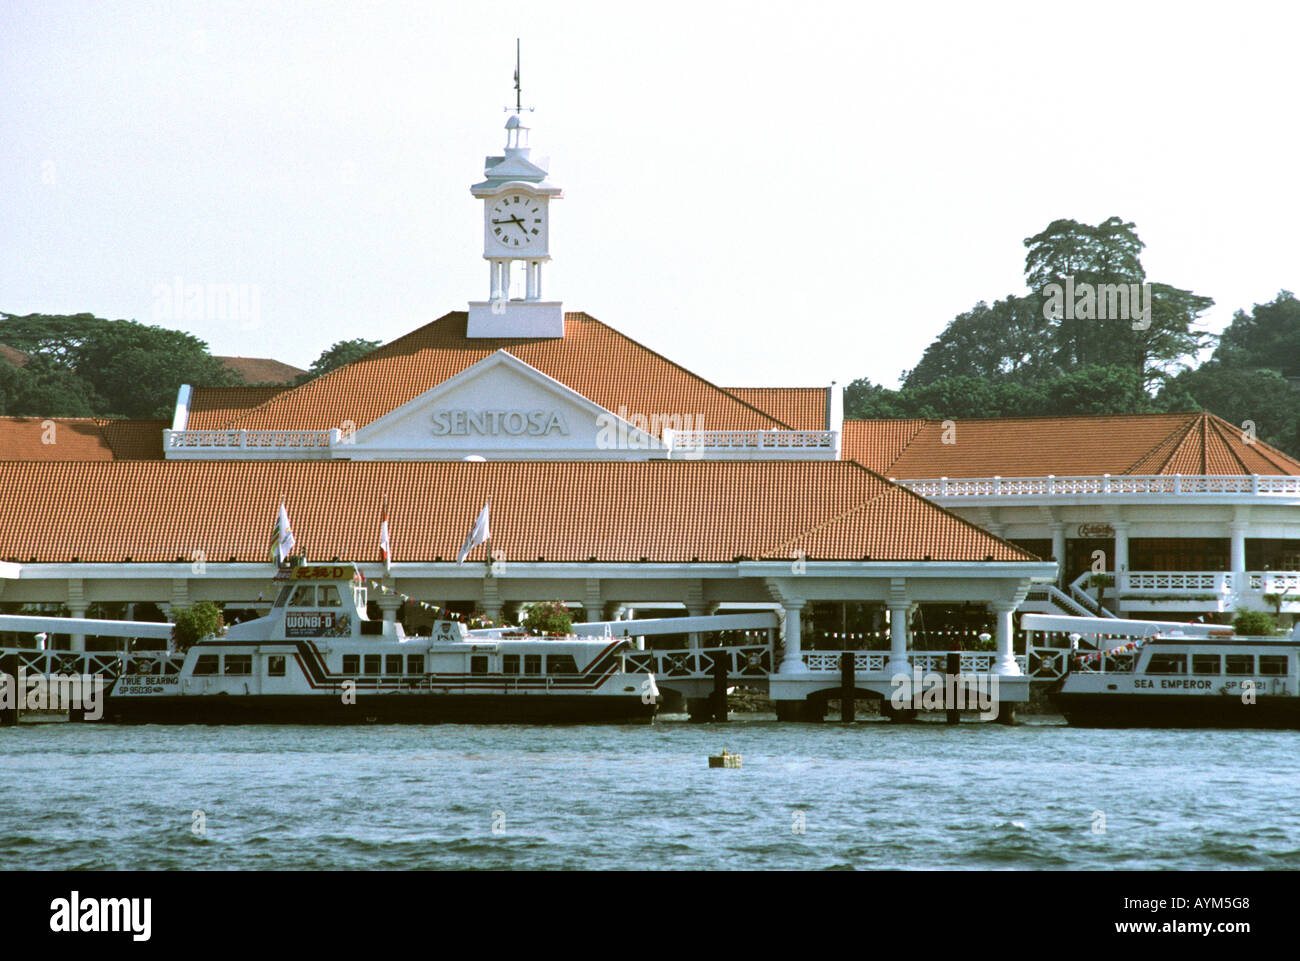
[1072,637,1150,667]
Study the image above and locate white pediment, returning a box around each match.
[342,350,663,460]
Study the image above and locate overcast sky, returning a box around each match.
[2,1,1297,390]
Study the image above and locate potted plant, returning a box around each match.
[521,601,573,637]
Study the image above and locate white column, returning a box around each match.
[481,578,502,623]
[525,261,538,301]
[1112,521,1129,574]
[778,600,807,674]
[67,604,88,653]
[886,604,910,676]
[1229,522,1248,592]
[67,579,87,653]
[1050,522,1067,586]
[993,603,1020,676]
[685,583,706,650]
[489,260,502,299]
[583,578,602,624]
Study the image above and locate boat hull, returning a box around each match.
[104,693,657,725]
[1050,691,1300,729]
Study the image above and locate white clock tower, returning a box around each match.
[467,103,564,338]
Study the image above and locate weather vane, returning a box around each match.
[506,38,534,115]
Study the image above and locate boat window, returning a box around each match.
[193,654,220,676]
[224,655,253,676]
[1145,653,1187,674]
[267,655,286,677]
[1259,655,1288,676]
[524,654,542,675]
[470,655,489,674]
[364,654,382,675]
[342,654,360,674]
[289,586,316,608]
[1225,655,1254,675]
[406,655,424,675]
[546,654,579,675]
[385,654,403,674]
[319,586,342,608]
[503,654,520,675]
[272,587,292,610]
[1191,655,1221,675]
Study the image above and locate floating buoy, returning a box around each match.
[708,750,741,769]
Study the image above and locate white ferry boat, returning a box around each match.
[1029,614,1300,728]
[86,565,656,724]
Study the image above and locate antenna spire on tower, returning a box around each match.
[506,38,533,115]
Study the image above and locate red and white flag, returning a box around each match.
[379,504,392,572]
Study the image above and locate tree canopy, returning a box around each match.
[846,216,1277,437]
[0,313,236,418]
[301,338,382,382]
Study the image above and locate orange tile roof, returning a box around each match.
[213,312,793,434]
[0,460,1037,564]
[842,419,927,474]
[723,388,828,431]
[843,412,1300,478]
[216,356,305,384]
[0,418,164,461]
[187,386,290,430]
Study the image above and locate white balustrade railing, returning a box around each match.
[667,429,836,451]
[801,650,1026,673]
[1248,572,1300,594]
[165,429,335,450]
[895,474,1300,498]
[1117,571,1300,598]
[1122,571,1225,593]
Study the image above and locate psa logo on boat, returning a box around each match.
[49,891,151,941]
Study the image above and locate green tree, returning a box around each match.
[903,295,1054,389]
[1022,217,1212,392]
[0,354,101,416]
[301,338,382,381]
[1213,290,1300,377]
[1158,363,1299,452]
[1232,610,1277,636]
[1038,365,1153,416]
[0,313,234,418]
[69,321,235,418]
[170,601,224,653]
[521,601,573,637]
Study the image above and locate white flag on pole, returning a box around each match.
[271,501,295,565]
[456,501,490,565]
[379,504,391,572]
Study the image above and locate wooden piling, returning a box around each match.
[686,697,712,723]
[945,652,961,724]
[840,651,855,723]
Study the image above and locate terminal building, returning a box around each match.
[2,108,1299,702]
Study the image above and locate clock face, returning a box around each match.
[489,193,544,248]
